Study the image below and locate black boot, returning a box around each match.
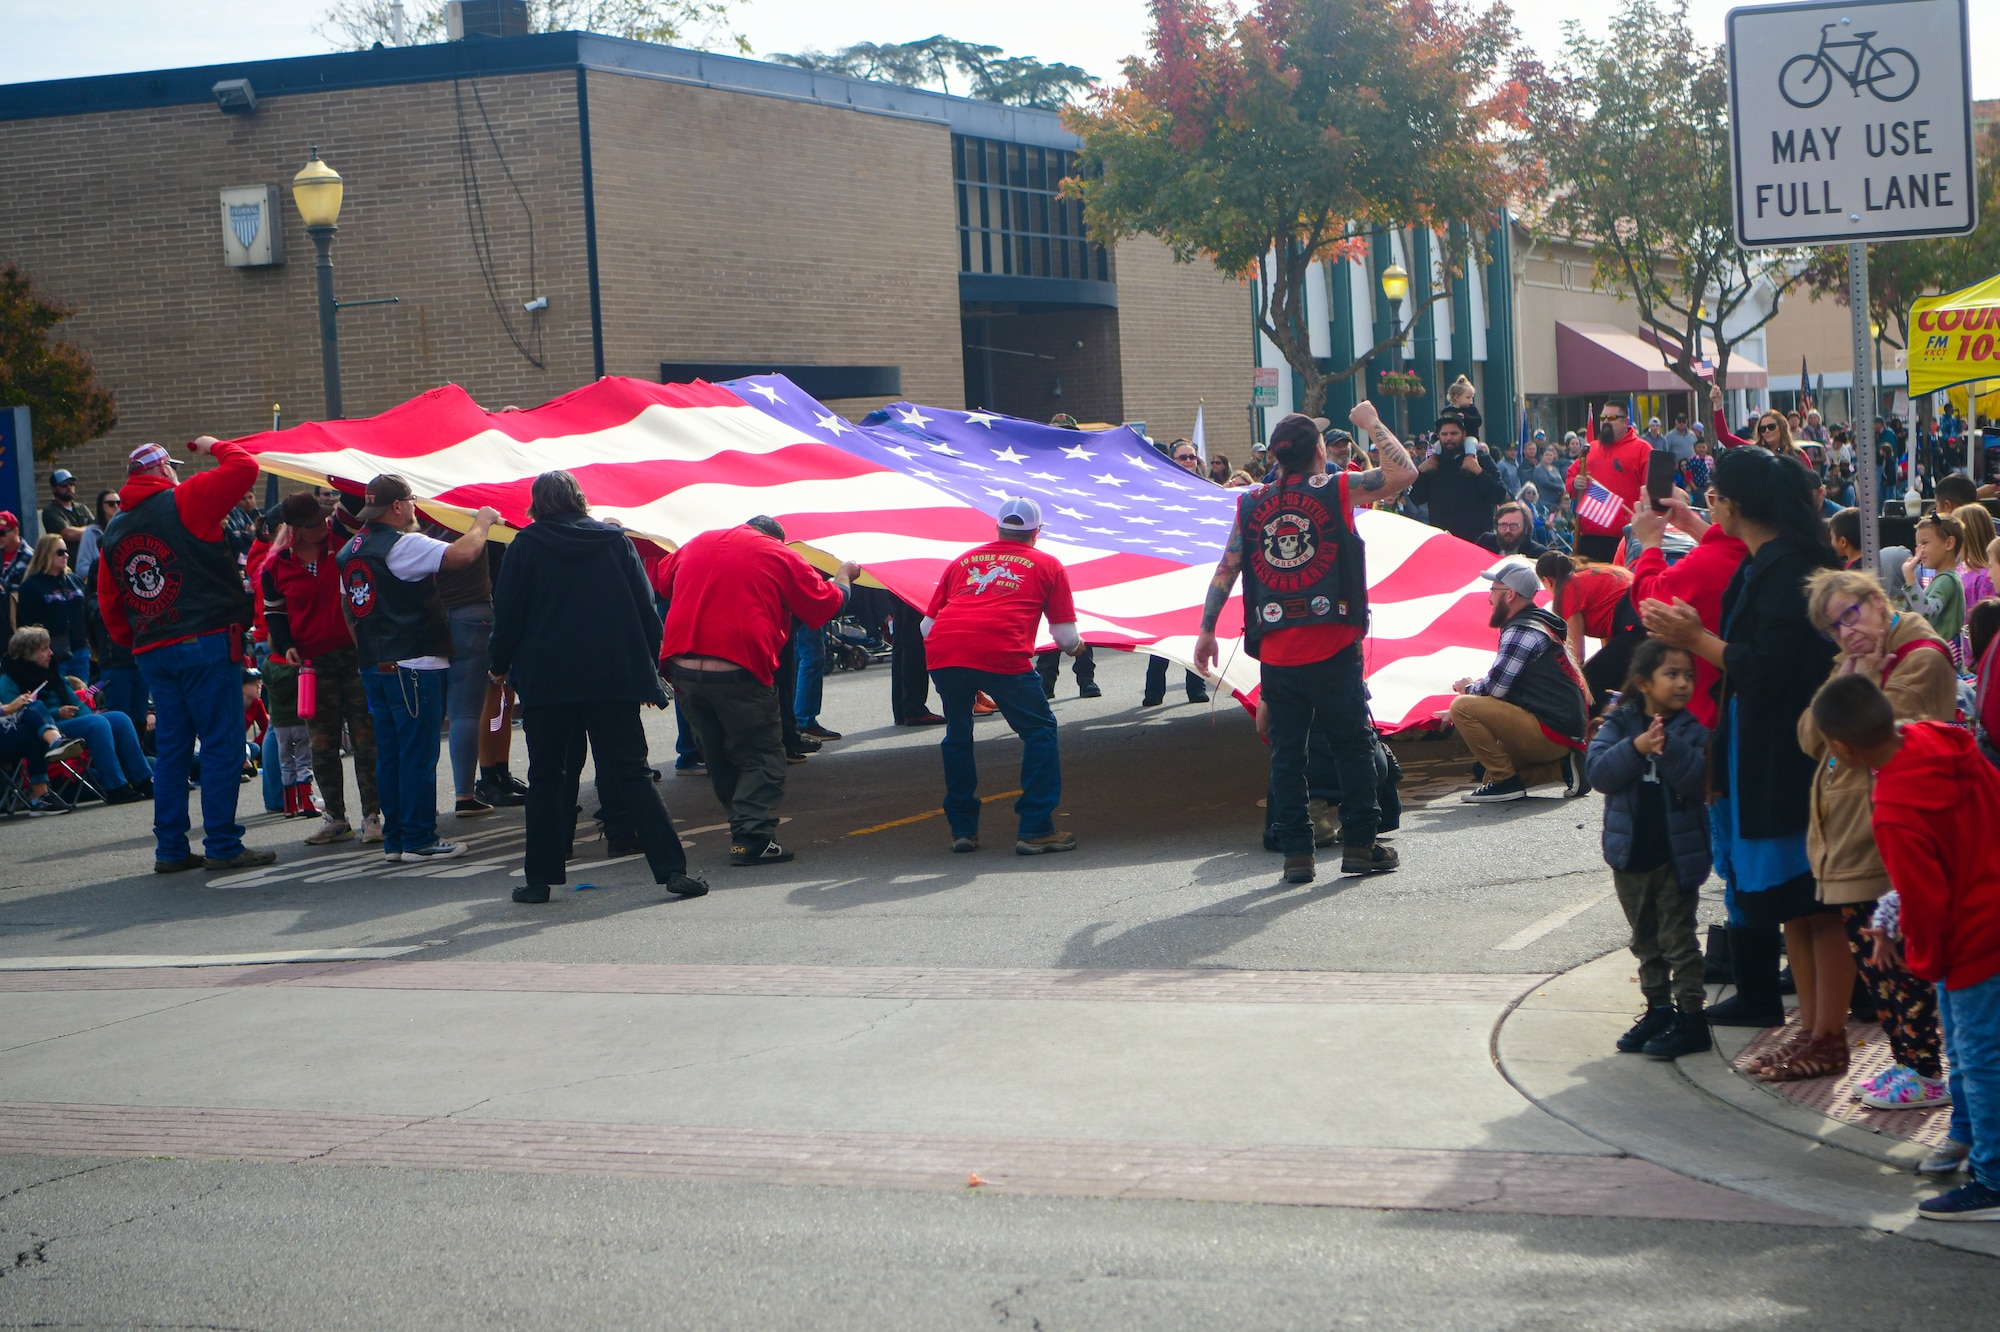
[1703,924,1732,984]
[1616,1006,1675,1053]
[1707,925,1786,1027]
[1643,1009,1714,1059]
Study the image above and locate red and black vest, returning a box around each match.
[336,524,451,666]
[101,489,250,651]
[1236,470,1369,659]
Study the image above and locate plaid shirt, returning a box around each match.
[1464,619,1557,701]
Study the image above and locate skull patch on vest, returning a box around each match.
[1247,490,1337,594]
[342,563,377,618]
[114,534,181,622]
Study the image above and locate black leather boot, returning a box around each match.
[1707,925,1787,1027]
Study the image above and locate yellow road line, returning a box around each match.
[847,790,1024,837]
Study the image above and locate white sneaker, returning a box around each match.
[305,816,352,846]
[358,813,384,844]
[402,839,468,861]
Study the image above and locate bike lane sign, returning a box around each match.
[1727,0,1975,247]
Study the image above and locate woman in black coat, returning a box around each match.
[14,534,90,680]
[1643,447,1847,1075]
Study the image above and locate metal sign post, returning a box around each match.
[1848,243,1879,567]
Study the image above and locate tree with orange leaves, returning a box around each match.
[1065,0,1537,415]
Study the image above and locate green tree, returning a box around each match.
[1526,0,1802,396]
[1801,121,2000,349]
[0,264,117,462]
[1065,0,1533,415]
[771,36,1098,109]
[318,1,749,54]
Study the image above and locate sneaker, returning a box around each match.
[731,839,795,867]
[1858,1067,1952,1110]
[25,795,67,818]
[1852,1064,1909,1101]
[45,738,87,763]
[801,724,843,740]
[1642,1010,1713,1059]
[474,776,526,808]
[1307,797,1338,848]
[455,794,495,818]
[675,761,707,775]
[1917,1179,2000,1222]
[1282,854,1315,884]
[203,847,278,871]
[1187,686,1210,704]
[512,882,551,904]
[1016,831,1078,856]
[1077,683,1103,699]
[102,783,145,806]
[358,813,385,844]
[1461,776,1528,803]
[154,854,203,872]
[951,835,980,853]
[1617,1006,1676,1054]
[786,750,811,765]
[1918,1141,1972,1177]
[792,734,823,754]
[305,816,353,846]
[1560,751,1590,797]
[1340,842,1400,874]
[402,839,469,862]
[660,871,709,898]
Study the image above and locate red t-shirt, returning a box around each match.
[653,525,846,685]
[1256,472,1364,666]
[1555,564,1633,640]
[923,539,1077,674]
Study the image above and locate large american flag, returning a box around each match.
[231,374,1502,730]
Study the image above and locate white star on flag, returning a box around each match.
[747,383,783,403]
[1061,444,1096,460]
[1055,506,1087,518]
[927,441,962,456]
[962,411,1001,427]
[1090,473,1127,488]
[813,411,851,435]
[991,446,1028,465]
[898,407,933,427]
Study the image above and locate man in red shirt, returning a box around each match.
[98,437,277,873]
[1565,400,1651,562]
[653,515,856,867]
[923,498,1082,855]
[1194,403,1418,883]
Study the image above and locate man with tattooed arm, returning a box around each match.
[1193,404,1419,884]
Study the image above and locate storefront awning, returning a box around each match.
[1555,322,1767,394]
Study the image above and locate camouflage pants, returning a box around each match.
[306,645,379,821]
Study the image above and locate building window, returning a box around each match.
[952,135,1109,283]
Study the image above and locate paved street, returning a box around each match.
[3,651,1996,1327]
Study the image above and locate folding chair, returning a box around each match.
[47,740,106,807]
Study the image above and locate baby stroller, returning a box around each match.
[823,615,891,672]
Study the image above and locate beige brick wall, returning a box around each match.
[1114,237,1253,459]
[583,70,966,415]
[0,70,595,497]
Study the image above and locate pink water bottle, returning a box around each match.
[297,659,318,720]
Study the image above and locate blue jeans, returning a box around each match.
[137,631,247,862]
[929,667,1060,838]
[361,666,445,855]
[57,709,152,791]
[673,696,702,768]
[1938,978,2000,1186]
[66,646,93,685]
[446,604,495,796]
[793,621,826,727]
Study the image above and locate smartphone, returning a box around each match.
[1645,450,1677,513]
[28,683,45,700]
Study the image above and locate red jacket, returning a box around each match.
[1874,721,2000,990]
[245,538,274,642]
[261,540,353,660]
[1564,427,1650,537]
[652,526,846,685]
[1628,525,1749,728]
[96,439,261,651]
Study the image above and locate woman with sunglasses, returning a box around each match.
[1643,447,1839,1040]
[1791,568,1956,1102]
[1709,383,1804,462]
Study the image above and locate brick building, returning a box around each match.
[0,32,1253,497]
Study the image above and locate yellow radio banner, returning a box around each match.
[1910,272,2000,397]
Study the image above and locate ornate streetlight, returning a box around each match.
[1379,263,1412,438]
[291,147,396,421]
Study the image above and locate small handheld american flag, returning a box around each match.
[1576,479,1629,530]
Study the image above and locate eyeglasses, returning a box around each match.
[1174,454,1198,463]
[103,498,120,508]
[1759,422,1781,433]
[1819,601,1866,641]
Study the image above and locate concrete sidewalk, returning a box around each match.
[1495,948,2000,1258]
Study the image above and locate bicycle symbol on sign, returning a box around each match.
[1778,22,1919,109]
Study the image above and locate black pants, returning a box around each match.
[522,702,685,888]
[1574,532,1622,563]
[776,630,802,753]
[1037,645,1096,692]
[1143,654,1204,702]
[890,598,932,723]
[1583,600,1648,714]
[1260,643,1380,854]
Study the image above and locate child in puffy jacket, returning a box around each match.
[1586,639,1714,1061]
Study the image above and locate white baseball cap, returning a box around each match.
[997,497,1042,531]
[1480,559,1540,600]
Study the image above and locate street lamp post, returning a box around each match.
[292,148,346,420]
[1379,261,1410,439]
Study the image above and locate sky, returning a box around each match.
[1,0,1993,97]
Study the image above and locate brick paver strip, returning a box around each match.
[0,1100,1828,1226]
[1733,1020,1951,1148]
[0,961,1549,1006]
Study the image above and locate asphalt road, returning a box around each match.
[2,651,1991,1329]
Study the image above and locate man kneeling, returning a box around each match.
[1450,560,1590,802]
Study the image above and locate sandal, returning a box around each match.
[1755,1031,1852,1083]
[1741,1023,1811,1073]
